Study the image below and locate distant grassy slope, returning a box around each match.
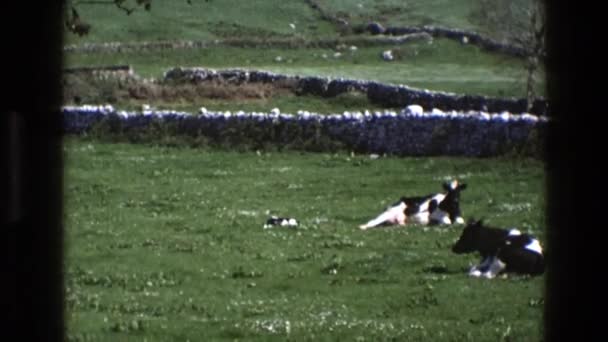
[65,1,336,45]
[63,0,545,111]
[65,39,536,98]
[67,0,534,44]
[320,0,481,30]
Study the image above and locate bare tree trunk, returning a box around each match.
[526,56,538,112]
[525,1,545,112]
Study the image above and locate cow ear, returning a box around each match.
[443,182,451,191]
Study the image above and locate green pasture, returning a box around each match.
[65,1,335,45]
[64,138,546,341]
[63,0,545,113]
[63,1,548,340]
[65,0,532,45]
[65,38,533,97]
[64,37,541,113]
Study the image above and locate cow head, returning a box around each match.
[438,180,467,223]
[452,218,483,254]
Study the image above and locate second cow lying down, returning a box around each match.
[452,219,545,278]
[359,180,467,229]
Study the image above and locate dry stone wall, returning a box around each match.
[62,105,547,158]
[163,67,548,116]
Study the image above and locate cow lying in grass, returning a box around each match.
[359,179,467,230]
[452,219,545,278]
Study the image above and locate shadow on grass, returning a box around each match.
[421,265,464,275]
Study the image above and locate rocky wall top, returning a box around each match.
[163,67,548,116]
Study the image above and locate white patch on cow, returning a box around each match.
[432,193,446,204]
[525,239,543,254]
[416,200,430,213]
[469,256,493,277]
[482,257,506,278]
[469,268,482,277]
[360,202,406,229]
[283,218,298,226]
[449,179,458,189]
[408,211,430,225]
[454,216,465,224]
[508,229,522,236]
[264,216,298,229]
[416,193,445,213]
[430,209,451,225]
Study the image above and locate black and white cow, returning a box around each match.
[451,219,545,278]
[264,216,298,229]
[359,179,467,230]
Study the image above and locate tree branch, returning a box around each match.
[65,1,206,37]
[72,1,136,15]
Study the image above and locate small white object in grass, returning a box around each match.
[264,216,298,229]
[382,50,394,61]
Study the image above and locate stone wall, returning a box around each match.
[62,105,548,158]
[378,25,529,57]
[163,67,548,116]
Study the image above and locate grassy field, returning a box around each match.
[65,0,524,45]
[64,37,534,114]
[63,0,545,113]
[65,1,336,44]
[65,38,531,96]
[64,138,546,341]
